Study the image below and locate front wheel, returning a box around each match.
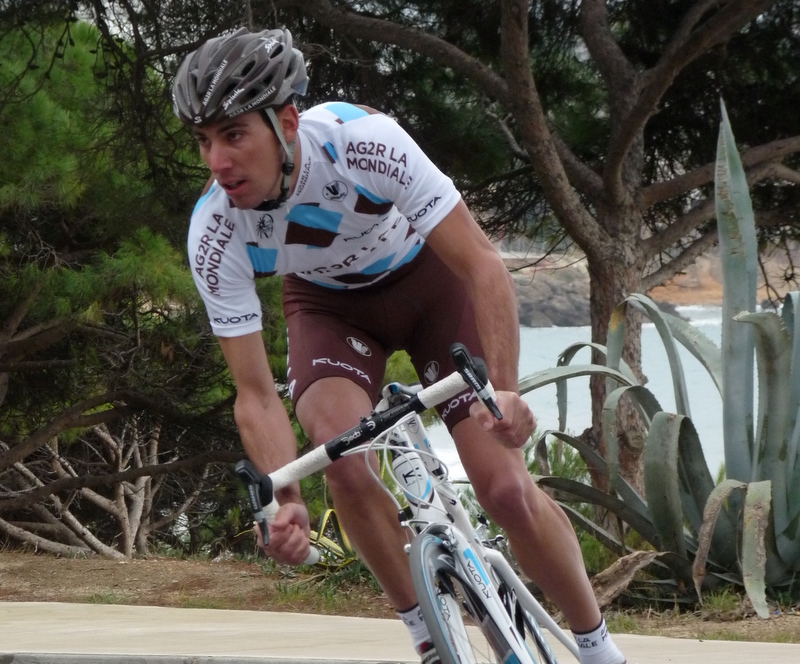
[409,531,536,664]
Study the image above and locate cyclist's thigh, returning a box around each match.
[399,247,486,432]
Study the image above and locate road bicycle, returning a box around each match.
[236,343,580,664]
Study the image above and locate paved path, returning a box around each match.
[2,602,800,663]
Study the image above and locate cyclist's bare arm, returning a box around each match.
[424,201,534,447]
[424,200,520,393]
[218,332,311,563]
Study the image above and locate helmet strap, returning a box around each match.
[258,107,296,210]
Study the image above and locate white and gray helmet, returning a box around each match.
[172,27,308,126]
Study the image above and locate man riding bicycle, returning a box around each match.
[173,27,626,664]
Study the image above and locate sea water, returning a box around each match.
[428,305,726,481]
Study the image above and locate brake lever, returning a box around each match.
[450,343,503,420]
[234,459,274,547]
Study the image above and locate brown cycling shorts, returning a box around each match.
[282,244,485,431]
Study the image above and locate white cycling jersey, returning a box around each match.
[188,101,462,337]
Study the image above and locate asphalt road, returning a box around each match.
[2,602,800,663]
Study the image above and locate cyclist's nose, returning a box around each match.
[205,141,233,174]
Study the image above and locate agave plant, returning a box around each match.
[519,101,800,617]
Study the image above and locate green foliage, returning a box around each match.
[0,22,236,558]
[518,102,800,613]
[385,350,419,386]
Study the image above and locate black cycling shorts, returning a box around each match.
[282,243,484,431]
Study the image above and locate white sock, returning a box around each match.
[398,604,432,652]
[574,619,627,664]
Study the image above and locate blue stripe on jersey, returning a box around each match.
[309,279,348,289]
[393,242,423,268]
[324,141,338,162]
[361,253,397,275]
[286,205,343,233]
[193,182,217,214]
[325,102,369,123]
[354,184,392,204]
[246,244,278,273]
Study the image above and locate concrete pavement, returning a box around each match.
[1,602,800,663]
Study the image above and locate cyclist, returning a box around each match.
[173,27,626,664]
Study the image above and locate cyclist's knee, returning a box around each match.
[475,474,545,529]
[323,454,379,496]
[296,377,372,445]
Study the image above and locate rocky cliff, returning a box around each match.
[510,249,797,328]
[509,253,728,328]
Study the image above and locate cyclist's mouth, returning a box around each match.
[222,180,246,195]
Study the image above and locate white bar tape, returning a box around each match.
[270,444,333,492]
[417,372,468,410]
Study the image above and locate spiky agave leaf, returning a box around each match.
[716,99,758,482]
[544,430,649,520]
[742,480,772,618]
[610,294,693,417]
[518,363,635,406]
[693,478,747,597]
[555,342,638,432]
[657,310,723,395]
[643,413,690,559]
[779,293,800,561]
[735,311,800,574]
[691,477,772,618]
[735,313,791,518]
[533,473,661,549]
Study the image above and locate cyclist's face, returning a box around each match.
[192,110,289,209]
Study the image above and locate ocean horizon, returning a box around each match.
[428,304,726,481]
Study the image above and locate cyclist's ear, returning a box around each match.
[275,104,300,142]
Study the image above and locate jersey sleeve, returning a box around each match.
[334,112,462,237]
[187,194,263,338]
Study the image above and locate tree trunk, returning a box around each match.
[585,251,647,496]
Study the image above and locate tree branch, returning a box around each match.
[0,282,44,344]
[641,135,800,207]
[0,318,77,357]
[771,163,800,186]
[642,230,720,293]
[579,0,637,92]
[0,516,91,557]
[0,392,128,472]
[277,0,510,104]
[643,159,780,258]
[499,0,611,258]
[606,0,773,196]
[0,359,78,372]
[0,450,241,512]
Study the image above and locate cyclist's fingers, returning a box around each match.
[470,393,535,448]
[265,524,311,565]
[272,502,311,532]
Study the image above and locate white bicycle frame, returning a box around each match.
[244,369,580,663]
[379,404,580,663]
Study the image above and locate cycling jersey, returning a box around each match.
[188,101,462,337]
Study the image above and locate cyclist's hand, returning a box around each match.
[469,391,536,449]
[255,502,311,565]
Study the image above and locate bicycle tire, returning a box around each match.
[410,531,538,664]
[498,582,560,664]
